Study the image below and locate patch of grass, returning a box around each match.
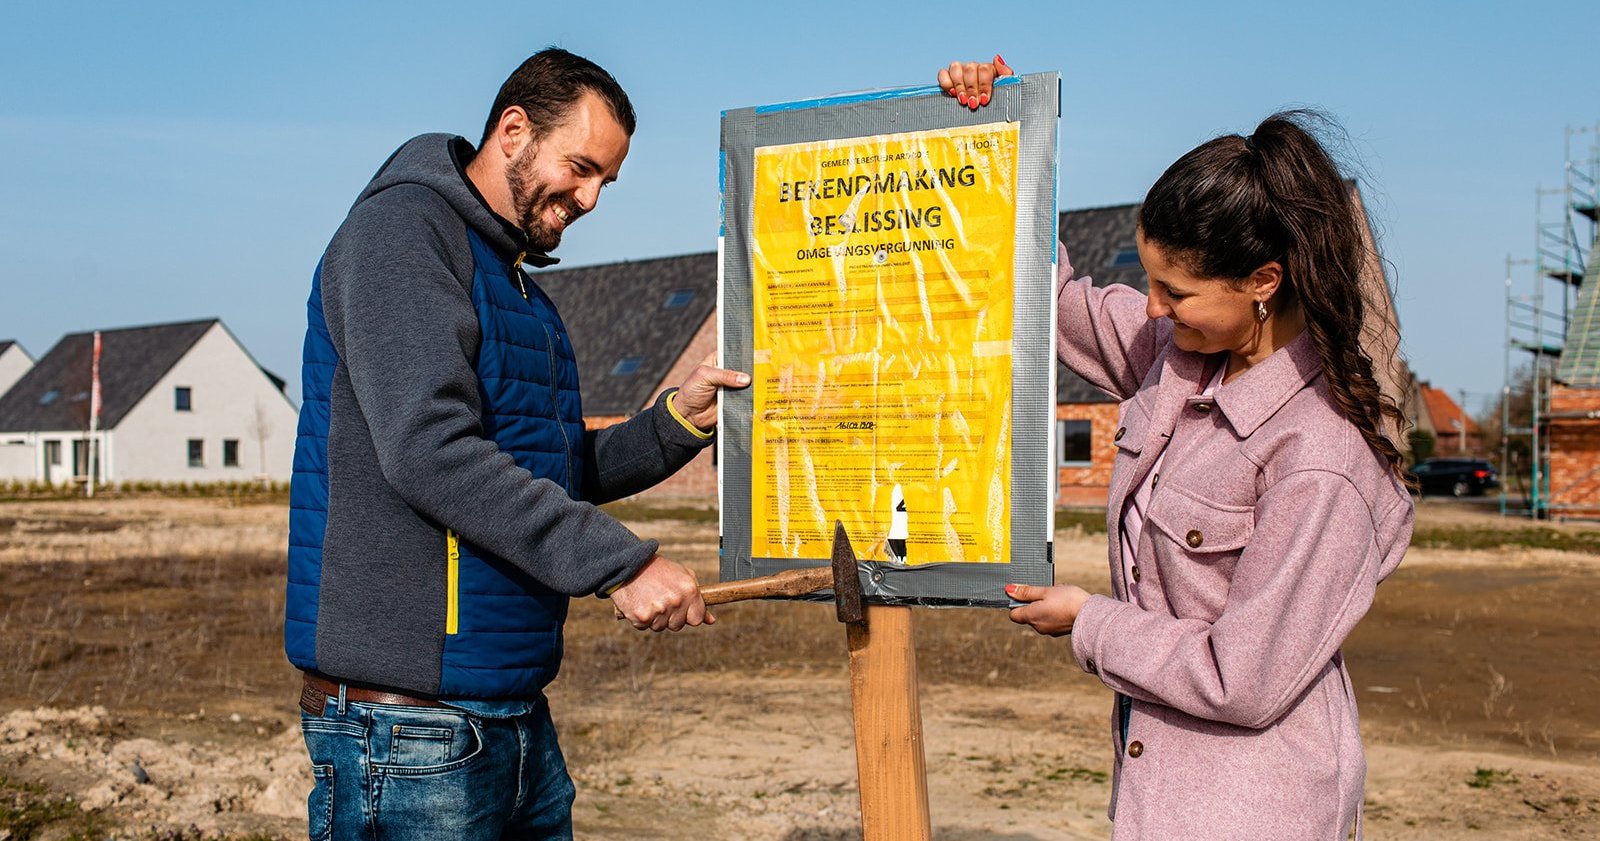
[1466,767,1518,789]
[1067,504,1600,552]
[1044,766,1108,784]
[1411,525,1600,554]
[0,479,288,505]
[1055,508,1107,535]
[600,500,718,524]
[0,550,293,710]
[129,825,285,841]
[0,775,109,841]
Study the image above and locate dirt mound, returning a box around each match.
[1,706,308,835]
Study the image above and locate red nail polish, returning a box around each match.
[995,53,1007,67]
[957,92,968,105]
[979,93,990,106]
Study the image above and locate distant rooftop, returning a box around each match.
[534,252,717,416]
[1057,203,1144,404]
[0,319,216,432]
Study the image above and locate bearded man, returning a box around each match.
[285,48,743,840]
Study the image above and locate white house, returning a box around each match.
[0,341,32,397]
[0,319,298,484]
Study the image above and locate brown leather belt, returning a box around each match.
[300,672,450,715]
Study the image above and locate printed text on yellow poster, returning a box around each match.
[750,123,1018,565]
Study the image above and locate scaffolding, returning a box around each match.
[1502,124,1600,518]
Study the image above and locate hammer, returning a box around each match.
[615,521,864,622]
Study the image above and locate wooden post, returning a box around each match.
[846,604,931,840]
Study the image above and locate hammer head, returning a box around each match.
[830,520,865,624]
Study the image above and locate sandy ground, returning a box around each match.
[2,497,1598,839]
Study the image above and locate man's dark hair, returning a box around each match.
[480,48,636,147]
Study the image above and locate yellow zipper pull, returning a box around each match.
[445,529,460,636]
[513,252,529,300]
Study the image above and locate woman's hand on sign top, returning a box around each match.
[938,54,1015,110]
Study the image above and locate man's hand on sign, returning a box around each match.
[671,352,751,432]
[611,554,715,632]
[937,54,1015,110]
[1005,583,1090,637]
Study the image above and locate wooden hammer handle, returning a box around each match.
[612,565,834,621]
[698,565,834,605]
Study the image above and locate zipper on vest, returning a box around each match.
[445,529,460,635]
[542,322,576,495]
[516,258,575,495]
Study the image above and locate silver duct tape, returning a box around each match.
[719,73,1060,608]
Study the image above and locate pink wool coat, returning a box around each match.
[1056,250,1413,840]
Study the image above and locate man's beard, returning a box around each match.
[507,146,576,253]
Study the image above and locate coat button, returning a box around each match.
[1085,658,1098,675]
[1186,530,1204,548]
[1131,565,1141,582]
[1193,402,1213,413]
[1114,427,1126,442]
[1151,473,1159,489]
[1127,740,1144,758]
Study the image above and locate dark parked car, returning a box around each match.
[1406,458,1499,497]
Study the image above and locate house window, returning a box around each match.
[663,289,696,310]
[187,439,204,468]
[610,357,643,376]
[223,439,240,467]
[72,440,97,479]
[1058,419,1093,466]
[175,387,192,412]
[42,439,62,485]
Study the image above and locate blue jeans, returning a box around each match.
[300,690,574,841]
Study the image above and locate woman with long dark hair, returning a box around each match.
[942,60,1413,839]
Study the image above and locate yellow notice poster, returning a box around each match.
[750,122,1018,566]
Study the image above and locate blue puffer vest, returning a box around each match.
[286,228,586,698]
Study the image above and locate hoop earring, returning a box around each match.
[1255,301,1268,322]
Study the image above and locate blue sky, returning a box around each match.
[2,1,1596,414]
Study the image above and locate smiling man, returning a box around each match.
[286,48,745,840]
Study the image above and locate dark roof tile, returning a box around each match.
[0,319,216,432]
[1058,203,1144,404]
[534,253,717,415]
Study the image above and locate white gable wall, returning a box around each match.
[0,345,32,398]
[0,434,32,478]
[112,323,298,482]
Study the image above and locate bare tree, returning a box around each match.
[249,401,273,482]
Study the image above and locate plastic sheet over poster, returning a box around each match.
[720,73,1059,608]
[750,124,1019,566]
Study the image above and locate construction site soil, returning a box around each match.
[1,497,1596,839]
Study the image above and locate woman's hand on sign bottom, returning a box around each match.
[937,54,1015,110]
[1006,583,1089,637]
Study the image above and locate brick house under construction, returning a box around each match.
[1548,223,1600,517]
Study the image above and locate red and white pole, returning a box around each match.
[86,331,101,497]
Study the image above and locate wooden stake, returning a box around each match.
[847,604,931,840]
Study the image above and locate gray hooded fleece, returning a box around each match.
[302,134,710,695]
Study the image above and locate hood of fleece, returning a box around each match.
[353,133,557,267]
